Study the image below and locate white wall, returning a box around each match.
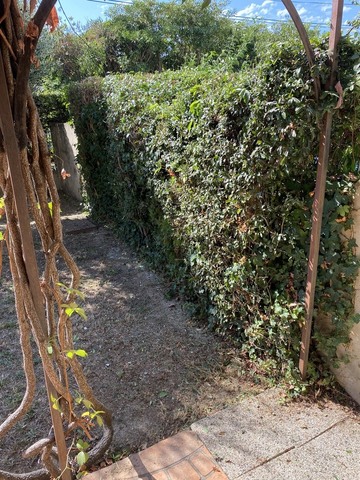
[50,123,82,202]
[332,183,360,403]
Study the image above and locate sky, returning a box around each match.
[57,0,360,31]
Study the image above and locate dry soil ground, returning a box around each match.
[0,195,265,474]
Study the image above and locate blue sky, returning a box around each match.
[57,0,359,31]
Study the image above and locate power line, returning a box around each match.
[270,0,356,6]
[57,0,104,62]
[84,0,359,6]
[81,0,357,30]
[57,0,84,36]
[230,14,352,27]
[85,0,132,5]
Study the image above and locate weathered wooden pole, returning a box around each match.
[0,24,71,480]
[281,0,344,379]
[299,0,344,379]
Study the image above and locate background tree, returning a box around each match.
[0,2,112,478]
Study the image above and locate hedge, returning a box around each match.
[70,41,360,384]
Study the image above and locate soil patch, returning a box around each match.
[0,195,264,474]
[2,195,358,475]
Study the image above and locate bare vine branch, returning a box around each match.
[0,1,113,477]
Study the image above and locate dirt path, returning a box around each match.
[0,196,263,473]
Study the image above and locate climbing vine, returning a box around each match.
[71,38,360,386]
[0,2,112,478]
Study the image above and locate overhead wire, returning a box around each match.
[84,0,358,5]
[229,14,352,28]
[56,0,104,63]
[86,0,132,5]
[270,0,355,6]
[80,0,358,30]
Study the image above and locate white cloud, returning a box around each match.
[100,5,108,17]
[297,7,307,16]
[235,1,275,18]
[344,6,351,12]
[321,5,332,13]
[235,3,260,17]
[277,8,289,18]
[302,13,330,25]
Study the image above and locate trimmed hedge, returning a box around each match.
[70,42,360,383]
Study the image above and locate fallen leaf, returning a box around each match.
[61,168,71,180]
[335,81,343,110]
[30,0,37,14]
[26,21,39,40]
[46,7,59,32]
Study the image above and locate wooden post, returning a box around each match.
[0,50,72,480]
[299,0,344,379]
[281,0,320,100]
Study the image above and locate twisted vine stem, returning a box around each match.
[0,2,113,478]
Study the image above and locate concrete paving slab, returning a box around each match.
[238,417,360,480]
[191,389,350,479]
[85,430,228,480]
[85,388,359,480]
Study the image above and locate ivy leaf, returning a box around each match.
[337,205,349,217]
[189,100,200,115]
[76,451,89,467]
[76,439,90,451]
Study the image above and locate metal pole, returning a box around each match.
[0,50,72,480]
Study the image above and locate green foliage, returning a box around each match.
[70,38,360,384]
[76,439,89,468]
[32,1,323,128]
[101,0,234,72]
[30,28,71,126]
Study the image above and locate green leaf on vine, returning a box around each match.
[76,439,90,451]
[66,349,88,359]
[50,393,62,412]
[57,282,85,300]
[61,302,87,320]
[76,450,89,467]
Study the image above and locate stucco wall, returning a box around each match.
[333,184,360,403]
[50,123,82,202]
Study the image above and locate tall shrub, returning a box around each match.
[71,41,360,381]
